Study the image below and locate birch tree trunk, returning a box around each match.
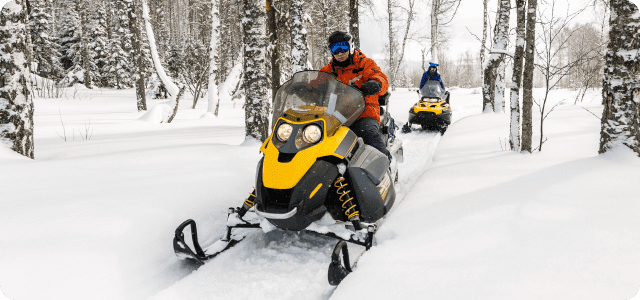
[206,0,219,116]
[78,0,92,89]
[480,0,488,81]
[129,0,147,111]
[599,0,640,156]
[266,0,280,102]
[242,0,269,141]
[0,0,34,159]
[430,0,439,63]
[290,0,307,74]
[509,0,526,151]
[387,0,396,90]
[482,0,510,113]
[349,0,359,48]
[521,0,538,153]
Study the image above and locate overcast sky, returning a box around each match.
[359,0,612,68]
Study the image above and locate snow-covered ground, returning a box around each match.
[1,85,638,300]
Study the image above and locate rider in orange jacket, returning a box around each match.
[320,31,391,161]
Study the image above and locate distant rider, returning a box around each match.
[420,63,445,90]
[320,31,392,162]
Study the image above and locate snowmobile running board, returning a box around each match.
[173,208,376,285]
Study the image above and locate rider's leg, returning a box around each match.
[350,117,392,161]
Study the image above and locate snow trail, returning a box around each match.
[150,128,443,300]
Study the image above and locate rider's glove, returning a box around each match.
[360,80,381,97]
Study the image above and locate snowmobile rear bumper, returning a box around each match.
[408,110,451,127]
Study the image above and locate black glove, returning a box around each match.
[360,80,381,97]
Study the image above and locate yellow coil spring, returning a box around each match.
[334,177,360,219]
[243,188,256,208]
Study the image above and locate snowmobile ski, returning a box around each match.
[173,209,261,264]
[326,222,376,285]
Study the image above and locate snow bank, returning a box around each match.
[332,103,640,300]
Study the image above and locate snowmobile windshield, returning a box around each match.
[420,80,444,101]
[272,71,365,128]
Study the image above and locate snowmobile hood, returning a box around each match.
[260,121,357,190]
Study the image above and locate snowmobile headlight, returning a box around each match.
[302,125,322,144]
[277,123,293,141]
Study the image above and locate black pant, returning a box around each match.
[350,117,392,161]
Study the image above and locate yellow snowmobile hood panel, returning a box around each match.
[413,100,449,115]
[260,122,355,190]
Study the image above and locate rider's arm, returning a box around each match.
[361,58,389,98]
[420,72,427,89]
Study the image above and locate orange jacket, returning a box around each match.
[320,49,389,124]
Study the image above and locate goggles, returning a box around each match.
[329,41,350,55]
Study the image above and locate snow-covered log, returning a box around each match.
[139,0,181,123]
[0,0,34,159]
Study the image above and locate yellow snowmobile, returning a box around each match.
[402,80,451,135]
[173,71,403,286]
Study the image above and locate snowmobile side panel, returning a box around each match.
[347,167,386,222]
[348,144,390,185]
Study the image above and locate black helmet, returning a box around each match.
[328,31,354,55]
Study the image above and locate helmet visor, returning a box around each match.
[329,41,350,55]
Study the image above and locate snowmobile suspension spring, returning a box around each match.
[334,177,360,220]
[244,188,256,208]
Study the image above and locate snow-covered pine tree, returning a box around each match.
[28,0,63,79]
[166,42,183,81]
[242,0,269,141]
[289,0,307,74]
[1,0,34,159]
[56,0,81,72]
[599,0,640,156]
[77,0,96,88]
[521,0,537,153]
[103,0,135,89]
[509,0,526,151]
[92,0,110,87]
[182,38,211,108]
[482,0,510,113]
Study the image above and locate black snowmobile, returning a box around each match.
[402,80,451,135]
[173,71,403,286]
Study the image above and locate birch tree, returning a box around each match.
[266,0,280,101]
[521,0,538,153]
[290,0,307,74]
[599,0,640,156]
[480,0,489,81]
[1,0,34,159]
[482,0,510,113]
[128,0,147,111]
[509,0,526,151]
[430,0,461,63]
[349,0,359,48]
[242,0,269,141]
[206,0,219,117]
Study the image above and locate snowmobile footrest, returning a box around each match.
[328,240,352,286]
